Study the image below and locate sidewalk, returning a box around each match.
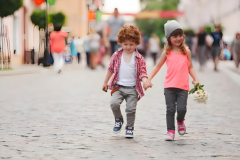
[0,65,49,76]
[0,58,240,159]
[0,62,87,76]
[218,60,240,87]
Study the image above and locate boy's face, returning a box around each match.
[121,40,137,54]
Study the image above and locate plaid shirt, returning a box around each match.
[108,48,148,100]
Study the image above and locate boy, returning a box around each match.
[102,25,150,138]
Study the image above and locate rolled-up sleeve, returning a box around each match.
[108,54,115,73]
[139,58,148,80]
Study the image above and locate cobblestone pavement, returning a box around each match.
[0,59,240,160]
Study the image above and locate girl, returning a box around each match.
[102,25,149,139]
[144,20,200,141]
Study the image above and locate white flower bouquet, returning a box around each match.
[189,83,210,104]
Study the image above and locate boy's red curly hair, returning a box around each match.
[117,25,141,45]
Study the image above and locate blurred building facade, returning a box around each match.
[1,4,24,66]
[1,0,92,67]
[178,0,240,43]
[50,0,88,38]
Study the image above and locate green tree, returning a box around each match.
[31,10,46,30]
[49,12,66,26]
[136,0,179,41]
[30,10,66,30]
[0,0,23,18]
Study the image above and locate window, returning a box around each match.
[13,16,19,55]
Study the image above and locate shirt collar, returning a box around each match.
[117,48,141,59]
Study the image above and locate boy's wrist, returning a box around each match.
[141,77,148,83]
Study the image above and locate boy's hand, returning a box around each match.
[102,82,108,92]
[143,79,153,91]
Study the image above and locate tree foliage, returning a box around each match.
[136,0,179,41]
[30,10,66,30]
[31,10,46,29]
[0,0,23,18]
[50,12,66,26]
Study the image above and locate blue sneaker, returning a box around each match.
[113,118,123,134]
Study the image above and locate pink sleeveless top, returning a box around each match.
[164,49,190,91]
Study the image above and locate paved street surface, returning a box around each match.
[0,59,240,160]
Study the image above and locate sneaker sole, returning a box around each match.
[113,128,122,134]
[178,130,186,135]
[125,135,134,138]
[165,138,174,141]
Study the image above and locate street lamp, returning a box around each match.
[43,0,50,67]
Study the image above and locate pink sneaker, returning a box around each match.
[165,130,175,141]
[177,119,186,135]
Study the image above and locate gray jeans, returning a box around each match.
[211,45,221,59]
[197,45,207,66]
[164,88,188,131]
[110,86,138,127]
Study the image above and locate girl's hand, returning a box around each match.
[143,80,153,91]
[193,80,200,88]
[102,82,108,92]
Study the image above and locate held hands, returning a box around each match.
[143,79,153,91]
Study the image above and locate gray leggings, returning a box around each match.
[164,88,188,131]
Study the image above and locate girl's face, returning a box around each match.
[170,34,184,47]
[121,40,137,54]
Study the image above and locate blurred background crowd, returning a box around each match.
[0,0,240,71]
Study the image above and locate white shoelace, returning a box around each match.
[115,122,121,127]
[167,132,174,136]
[179,124,184,129]
[126,130,133,134]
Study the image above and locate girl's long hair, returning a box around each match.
[164,29,188,55]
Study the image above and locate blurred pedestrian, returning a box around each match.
[89,28,101,69]
[98,36,107,68]
[211,25,223,71]
[136,32,149,58]
[67,36,73,45]
[196,26,208,71]
[144,20,200,141]
[184,31,193,53]
[50,24,68,73]
[102,25,148,139]
[232,33,240,68]
[70,37,78,62]
[149,33,161,65]
[74,37,85,64]
[84,34,91,68]
[105,8,125,55]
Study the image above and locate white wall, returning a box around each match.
[24,0,40,55]
[2,7,24,66]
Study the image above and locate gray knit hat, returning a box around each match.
[164,20,182,39]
